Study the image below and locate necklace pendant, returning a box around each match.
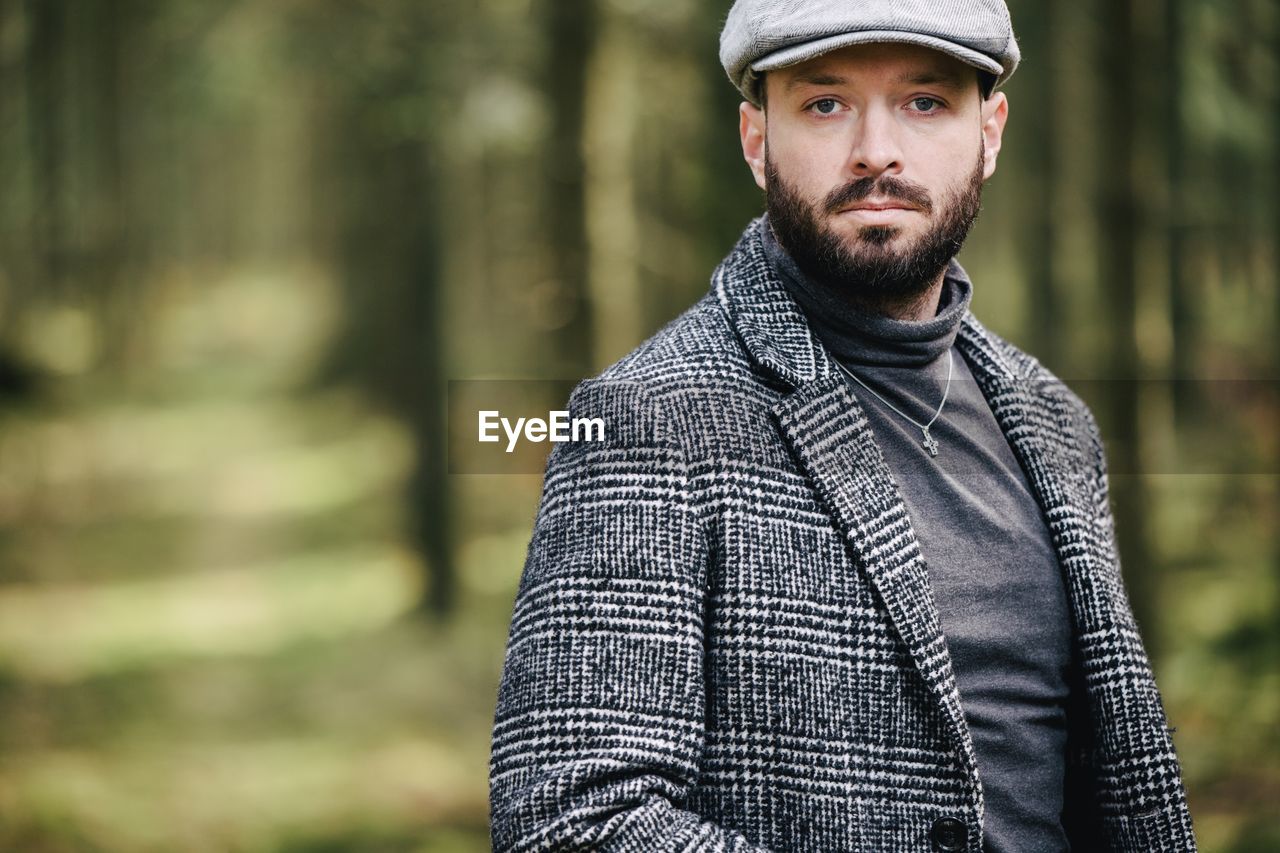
[921,427,939,457]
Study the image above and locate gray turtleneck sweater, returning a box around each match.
[760,217,1075,853]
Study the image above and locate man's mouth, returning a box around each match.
[836,202,920,227]
[840,200,918,213]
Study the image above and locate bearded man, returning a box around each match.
[488,1,1197,851]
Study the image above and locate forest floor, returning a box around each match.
[0,264,537,852]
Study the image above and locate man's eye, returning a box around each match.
[808,98,840,115]
[911,97,941,112]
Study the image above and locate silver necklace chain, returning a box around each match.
[834,348,954,458]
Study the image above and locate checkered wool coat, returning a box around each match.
[489,219,1196,852]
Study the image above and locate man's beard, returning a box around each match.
[765,142,986,308]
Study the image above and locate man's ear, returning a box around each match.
[739,101,768,191]
[980,91,1009,180]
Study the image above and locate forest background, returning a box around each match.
[0,0,1276,850]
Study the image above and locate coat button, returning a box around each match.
[930,816,968,851]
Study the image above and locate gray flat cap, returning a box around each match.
[720,0,1020,106]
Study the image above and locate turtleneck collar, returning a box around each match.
[758,214,973,368]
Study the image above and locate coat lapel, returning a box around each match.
[713,221,984,800]
[713,219,1101,817]
[771,375,984,801]
[955,318,1111,638]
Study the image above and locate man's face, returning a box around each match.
[738,42,1009,307]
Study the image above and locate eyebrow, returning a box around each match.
[784,69,970,92]
[895,70,969,89]
[785,73,849,91]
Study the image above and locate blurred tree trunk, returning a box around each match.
[584,4,643,368]
[10,0,134,368]
[340,132,454,621]
[0,1,39,407]
[400,145,453,622]
[1164,0,1197,424]
[1097,0,1160,654]
[25,0,65,301]
[1019,0,1061,370]
[1273,0,1280,374]
[1272,0,1280,611]
[305,6,456,621]
[538,0,596,376]
[84,0,133,366]
[0,0,27,340]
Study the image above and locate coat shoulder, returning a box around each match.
[965,313,1101,433]
[565,292,770,451]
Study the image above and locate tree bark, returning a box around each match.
[1019,0,1061,372]
[538,0,596,376]
[25,0,66,300]
[1097,0,1160,655]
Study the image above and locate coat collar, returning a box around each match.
[713,217,1087,822]
[712,217,1025,390]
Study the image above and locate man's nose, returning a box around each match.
[847,104,904,177]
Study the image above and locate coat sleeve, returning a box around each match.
[488,379,771,852]
[1078,402,1199,852]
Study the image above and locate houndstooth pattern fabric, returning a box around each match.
[488,218,1196,852]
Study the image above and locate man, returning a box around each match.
[489,1,1196,850]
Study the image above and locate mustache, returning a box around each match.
[824,176,933,215]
